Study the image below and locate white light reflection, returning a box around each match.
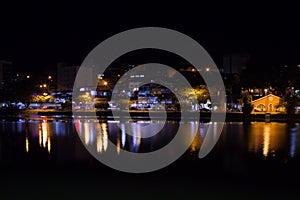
[290,132,297,158]
[121,123,126,148]
[131,123,141,152]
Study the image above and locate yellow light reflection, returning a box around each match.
[38,121,51,153]
[96,133,103,153]
[263,125,270,157]
[102,123,108,152]
[116,133,121,154]
[26,136,29,153]
[47,136,51,154]
[42,122,47,147]
[96,123,109,153]
[248,123,287,158]
[84,122,90,145]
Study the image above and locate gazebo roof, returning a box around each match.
[251,94,280,103]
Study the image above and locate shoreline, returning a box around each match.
[1,109,300,122]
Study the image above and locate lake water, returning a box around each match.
[1,117,300,199]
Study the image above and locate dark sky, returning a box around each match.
[0,2,299,73]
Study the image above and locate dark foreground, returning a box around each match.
[2,150,300,199]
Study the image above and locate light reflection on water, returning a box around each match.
[247,122,292,158]
[1,119,300,163]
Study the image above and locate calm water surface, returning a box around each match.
[1,119,300,162]
[1,117,300,199]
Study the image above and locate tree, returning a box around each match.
[277,87,300,115]
[242,94,253,116]
[77,93,92,104]
[194,85,210,103]
[31,94,54,103]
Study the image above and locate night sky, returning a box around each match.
[0,2,299,74]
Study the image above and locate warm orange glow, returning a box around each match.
[116,135,121,154]
[248,122,287,157]
[102,123,108,151]
[263,125,270,157]
[96,133,103,153]
[26,136,29,153]
[42,122,48,147]
[38,121,51,153]
[47,136,51,154]
[84,122,90,145]
[96,123,108,153]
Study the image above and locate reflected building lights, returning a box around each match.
[42,122,47,147]
[248,123,286,158]
[116,133,121,155]
[121,123,126,148]
[47,136,51,154]
[263,125,270,157]
[89,123,95,144]
[102,123,108,152]
[131,123,141,152]
[96,132,103,153]
[84,122,90,145]
[38,120,51,153]
[26,136,29,153]
[290,132,297,158]
[96,123,108,153]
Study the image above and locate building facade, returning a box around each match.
[252,94,281,112]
